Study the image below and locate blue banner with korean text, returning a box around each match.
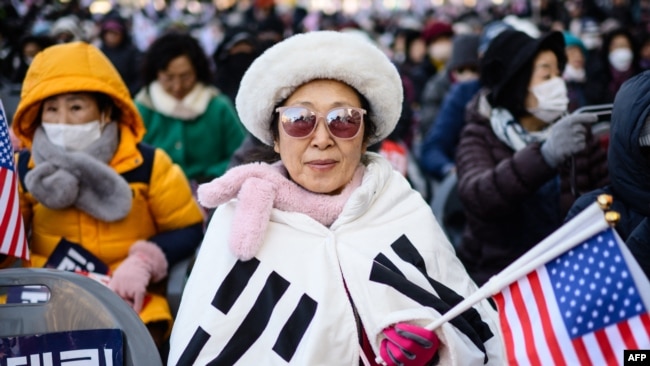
[0,329,123,366]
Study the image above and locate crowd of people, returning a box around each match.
[1,0,650,364]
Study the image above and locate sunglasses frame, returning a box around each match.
[275,105,367,140]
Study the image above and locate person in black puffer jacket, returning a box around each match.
[455,29,609,286]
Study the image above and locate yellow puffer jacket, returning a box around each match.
[12,42,205,334]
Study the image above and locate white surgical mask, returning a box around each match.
[563,64,586,82]
[581,34,601,50]
[42,120,103,151]
[428,41,452,63]
[608,48,633,71]
[527,77,569,123]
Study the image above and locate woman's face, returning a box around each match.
[525,50,561,109]
[274,79,367,195]
[409,38,426,63]
[157,55,197,100]
[41,92,103,125]
[22,42,41,63]
[103,30,124,48]
[566,45,585,69]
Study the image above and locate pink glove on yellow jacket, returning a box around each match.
[108,240,168,313]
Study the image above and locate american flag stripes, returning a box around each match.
[493,227,650,366]
[0,100,28,260]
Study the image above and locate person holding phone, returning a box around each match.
[454,29,609,286]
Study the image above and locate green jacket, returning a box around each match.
[136,88,245,182]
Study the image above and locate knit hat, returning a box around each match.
[640,115,650,146]
[235,30,403,146]
[562,31,586,55]
[447,34,479,72]
[50,15,85,42]
[480,30,566,103]
[101,19,125,33]
[422,21,454,45]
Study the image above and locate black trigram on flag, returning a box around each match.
[369,235,495,364]
[175,258,318,366]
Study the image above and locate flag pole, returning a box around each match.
[425,197,615,331]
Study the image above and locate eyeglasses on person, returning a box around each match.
[275,105,366,139]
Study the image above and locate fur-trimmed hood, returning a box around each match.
[12,41,145,148]
[235,30,403,146]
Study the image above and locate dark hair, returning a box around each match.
[140,32,213,86]
[19,35,56,56]
[490,60,534,119]
[600,27,640,71]
[94,92,122,122]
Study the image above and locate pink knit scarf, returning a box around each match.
[197,161,365,260]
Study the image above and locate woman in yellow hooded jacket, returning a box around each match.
[11,41,205,349]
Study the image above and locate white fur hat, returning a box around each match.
[235,30,403,146]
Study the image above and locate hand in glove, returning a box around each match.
[540,113,597,168]
[108,240,168,313]
[379,323,440,366]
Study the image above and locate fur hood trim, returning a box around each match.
[235,30,403,146]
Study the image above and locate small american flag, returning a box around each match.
[0,100,28,260]
[494,227,650,365]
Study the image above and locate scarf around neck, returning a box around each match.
[197,161,366,260]
[25,122,133,222]
[490,107,550,151]
[149,80,216,120]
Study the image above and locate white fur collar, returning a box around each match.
[149,81,215,120]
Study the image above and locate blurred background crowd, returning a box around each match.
[1,0,649,165]
[2,0,650,361]
[3,0,650,248]
[1,0,648,236]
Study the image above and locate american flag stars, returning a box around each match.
[0,114,12,170]
[548,232,646,339]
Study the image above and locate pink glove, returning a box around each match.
[108,240,168,313]
[380,323,440,366]
[9,128,22,151]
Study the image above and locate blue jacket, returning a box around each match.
[566,70,650,279]
[419,79,481,180]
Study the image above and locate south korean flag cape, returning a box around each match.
[169,154,505,365]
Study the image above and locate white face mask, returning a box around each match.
[527,77,569,123]
[608,48,633,71]
[563,64,586,82]
[42,121,103,151]
[428,41,452,63]
[581,34,601,50]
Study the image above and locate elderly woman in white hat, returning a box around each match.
[169,31,504,366]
